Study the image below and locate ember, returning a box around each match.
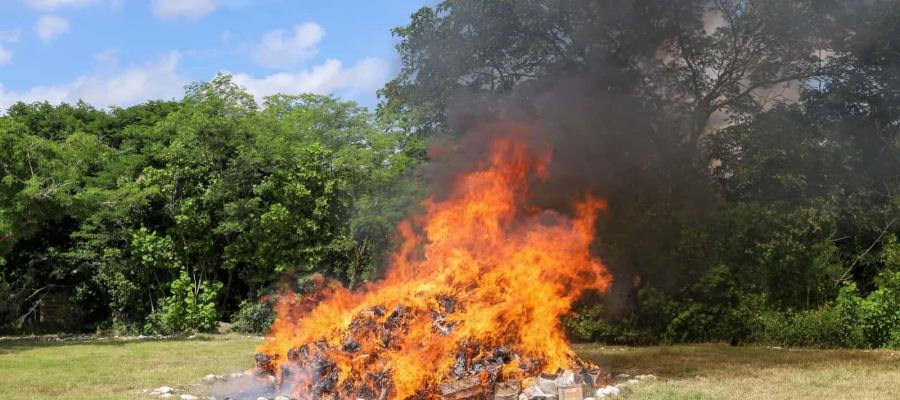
[253,121,612,399]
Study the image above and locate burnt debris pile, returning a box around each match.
[248,297,610,400]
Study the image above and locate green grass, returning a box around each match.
[0,334,260,400]
[1,338,898,399]
[575,343,900,400]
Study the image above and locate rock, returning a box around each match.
[595,385,621,398]
[614,373,630,379]
[202,374,223,383]
[625,379,639,385]
[180,395,198,400]
[157,387,176,394]
[274,396,291,400]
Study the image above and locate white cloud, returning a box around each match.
[0,29,20,67]
[0,46,11,66]
[251,23,324,69]
[35,15,70,42]
[230,57,390,101]
[151,0,218,20]
[94,48,118,67]
[0,52,389,111]
[22,0,99,10]
[0,29,22,44]
[0,52,186,110]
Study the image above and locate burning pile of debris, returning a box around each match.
[252,297,611,399]
[243,125,613,400]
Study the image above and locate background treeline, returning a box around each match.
[2,0,900,348]
[0,79,424,334]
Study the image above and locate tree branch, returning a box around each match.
[834,217,897,287]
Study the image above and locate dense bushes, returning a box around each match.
[747,273,900,349]
[749,303,864,348]
[569,287,900,349]
[567,237,900,349]
[144,269,222,334]
[0,76,420,334]
[232,300,275,335]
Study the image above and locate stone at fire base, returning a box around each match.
[154,387,176,394]
[595,385,621,397]
[203,374,226,384]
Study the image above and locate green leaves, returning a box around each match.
[145,268,223,335]
[0,74,422,332]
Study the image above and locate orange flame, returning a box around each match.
[257,120,612,399]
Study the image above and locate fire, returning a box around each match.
[256,120,612,399]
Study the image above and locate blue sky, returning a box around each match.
[0,0,430,110]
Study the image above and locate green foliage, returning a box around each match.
[771,307,859,348]
[145,269,222,334]
[663,267,770,344]
[565,303,653,346]
[232,300,275,335]
[859,273,900,348]
[0,75,420,332]
[90,228,181,327]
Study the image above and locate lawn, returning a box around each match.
[1,337,898,400]
[0,334,261,400]
[575,343,900,400]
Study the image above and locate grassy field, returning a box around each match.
[1,337,898,399]
[0,334,261,400]
[575,343,900,400]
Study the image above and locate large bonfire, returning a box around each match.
[254,121,612,399]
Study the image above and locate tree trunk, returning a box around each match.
[220,269,233,310]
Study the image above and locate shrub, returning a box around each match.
[663,266,765,343]
[783,307,850,348]
[145,269,222,334]
[747,309,789,344]
[859,271,900,348]
[564,303,655,345]
[748,284,867,348]
[232,299,275,335]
